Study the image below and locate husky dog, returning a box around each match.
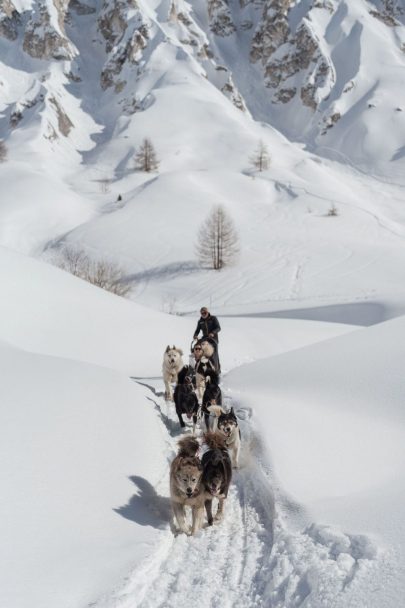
[162,345,184,400]
[201,433,232,526]
[195,356,216,403]
[200,338,220,374]
[170,436,205,535]
[200,339,215,359]
[217,407,241,468]
[205,404,225,432]
[201,368,222,431]
[174,365,199,433]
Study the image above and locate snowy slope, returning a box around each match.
[0,339,167,608]
[226,314,405,607]
[0,245,357,372]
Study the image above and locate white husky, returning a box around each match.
[162,345,184,400]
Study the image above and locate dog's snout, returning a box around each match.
[186,487,193,496]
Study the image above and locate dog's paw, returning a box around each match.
[180,526,192,536]
[214,513,224,523]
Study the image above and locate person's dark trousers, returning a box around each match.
[212,349,221,375]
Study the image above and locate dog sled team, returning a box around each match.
[162,307,241,536]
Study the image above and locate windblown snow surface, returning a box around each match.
[1,0,405,607]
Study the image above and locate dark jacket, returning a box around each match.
[193,314,221,342]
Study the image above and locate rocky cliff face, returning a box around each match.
[369,0,404,26]
[97,0,151,91]
[250,1,334,110]
[23,0,75,60]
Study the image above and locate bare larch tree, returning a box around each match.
[250,139,270,172]
[0,140,7,162]
[134,138,160,172]
[196,205,240,270]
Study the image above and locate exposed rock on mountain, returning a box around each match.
[250,1,333,111]
[98,0,151,90]
[369,1,404,26]
[207,0,236,36]
[0,0,20,40]
[23,0,75,60]
[49,96,74,136]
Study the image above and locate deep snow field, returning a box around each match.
[2,1,405,606]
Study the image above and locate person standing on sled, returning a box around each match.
[193,307,221,374]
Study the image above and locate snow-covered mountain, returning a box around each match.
[1,0,405,175]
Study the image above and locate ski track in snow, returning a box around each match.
[95,380,380,608]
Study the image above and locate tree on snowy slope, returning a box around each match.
[250,140,270,172]
[196,205,239,270]
[0,140,7,162]
[134,138,159,172]
[56,246,132,297]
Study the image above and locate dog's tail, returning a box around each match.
[177,436,200,457]
[204,431,227,450]
[207,404,225,418]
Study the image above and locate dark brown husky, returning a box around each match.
[201,433,232,525]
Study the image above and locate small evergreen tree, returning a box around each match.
[196,205,240,270]
[134,138,159,172]
[250,140,270,172]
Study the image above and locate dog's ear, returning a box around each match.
[230,407,234,415]
[166,345,170,353]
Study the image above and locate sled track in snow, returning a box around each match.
[99,380,380,608]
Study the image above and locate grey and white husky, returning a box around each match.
[170,436,205,535]
[217,407,241,468]
[162,345,184,400]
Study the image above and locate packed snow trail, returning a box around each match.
[95,380,379,608]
